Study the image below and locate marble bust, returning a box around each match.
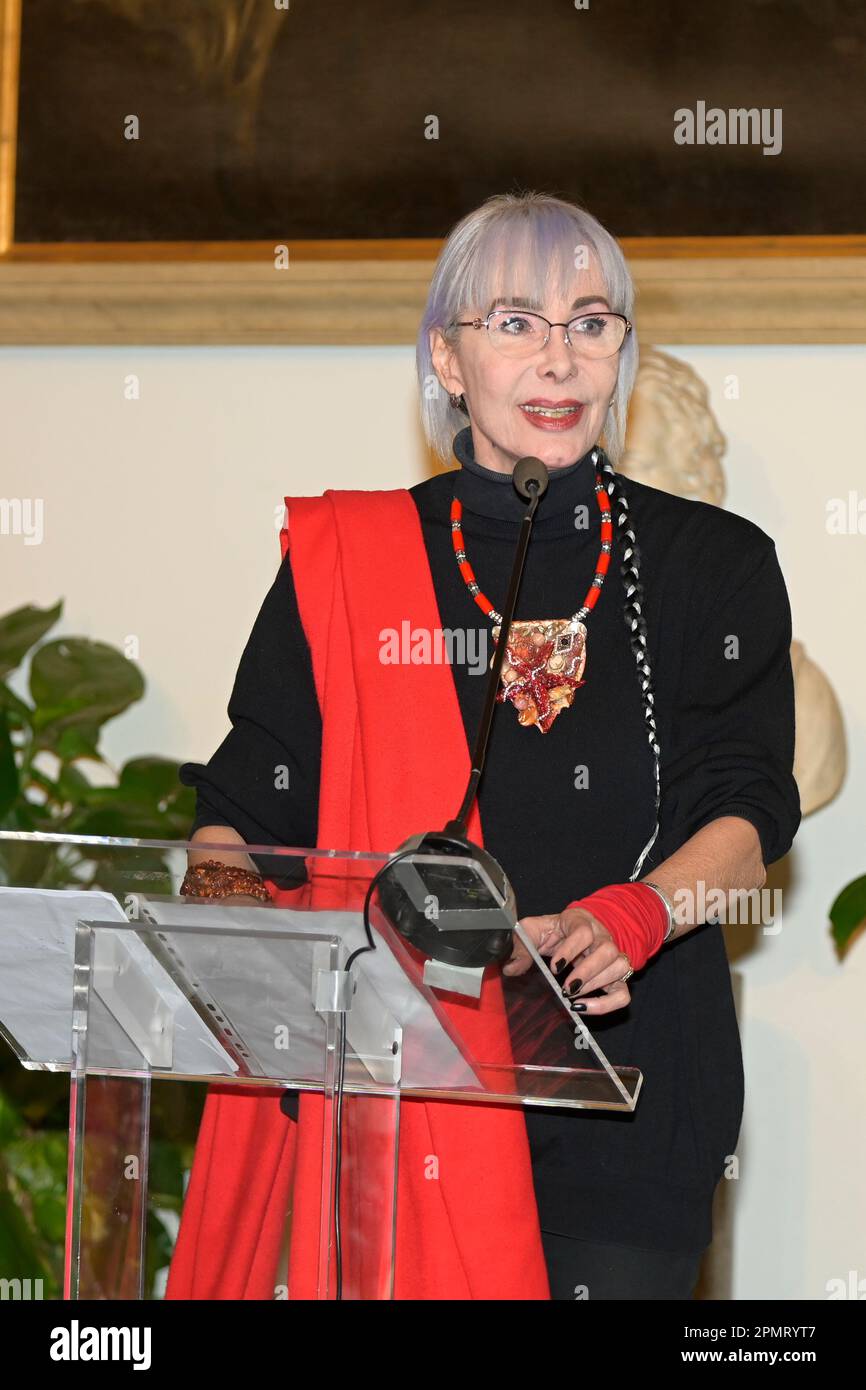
[620,346,846,817]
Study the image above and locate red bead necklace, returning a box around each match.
[449,466,613,732]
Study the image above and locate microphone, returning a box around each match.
[379,457,550,976]
[512,454,549,503]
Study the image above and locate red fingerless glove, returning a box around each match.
[564,883,668,973]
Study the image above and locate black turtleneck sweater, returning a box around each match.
[180,428,800,1254]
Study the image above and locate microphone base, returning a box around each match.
[377,830,516,969]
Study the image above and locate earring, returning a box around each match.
[609,396,616,408]
[449,392,464,410]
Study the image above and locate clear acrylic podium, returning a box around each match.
[0,831,642,1300]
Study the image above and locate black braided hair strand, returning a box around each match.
[594,447,662,880]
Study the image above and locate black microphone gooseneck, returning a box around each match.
[333,455,553,1297]
[375,454,552,973]
[445,454,550,837]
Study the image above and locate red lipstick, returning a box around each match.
[518,399,585,432]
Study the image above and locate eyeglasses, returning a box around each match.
[451,308,632,360]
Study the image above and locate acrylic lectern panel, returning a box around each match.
[0,831,642,1300]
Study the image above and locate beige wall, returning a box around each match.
[1,342,863,1300]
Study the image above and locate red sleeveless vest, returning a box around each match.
[166,489,550,1300]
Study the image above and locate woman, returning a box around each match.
[167,192,800,1300]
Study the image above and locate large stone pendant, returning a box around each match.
[490,617,588,733]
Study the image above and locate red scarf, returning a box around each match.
[166,488,550,1300]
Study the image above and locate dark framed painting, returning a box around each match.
[1,0,864,345]
[6,0,866,246]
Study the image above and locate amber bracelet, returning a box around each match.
[180,858,271,903]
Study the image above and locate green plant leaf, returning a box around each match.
[0,1182,54,1286]
[5,1132,69,1249]
[0,1056,68,1129]
[65,800,175,841]
[0,1087,24,1146]
[829,875,866,956]
[63,759,195,841]
[146,1208,178,1296]
[0,709,18,818]
[52,767,99,811]
[117,757,191,804]
[0,681,33,730]
[0,600,208,1298]
[55,729,107,763]
[0,833,57,889]
[29,638,144,751]
[55,762,94,803]
[0,602,63,681]
[148,1138,187,1210]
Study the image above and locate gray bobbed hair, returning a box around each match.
[416,191,638,467]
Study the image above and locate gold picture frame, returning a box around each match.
[1,0,864,347]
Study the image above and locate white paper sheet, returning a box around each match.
[0,888,238,1076]
[0,890,478,1090]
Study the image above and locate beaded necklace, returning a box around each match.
[450,458,612,732]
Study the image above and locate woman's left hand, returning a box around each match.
[502,905,633,1016]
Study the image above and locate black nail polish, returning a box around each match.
[553,957,568,974]
[567,978,583,996]
[571,1001,588,1012]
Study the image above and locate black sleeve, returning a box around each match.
[656,537,801,867]
[178,550,322,876]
